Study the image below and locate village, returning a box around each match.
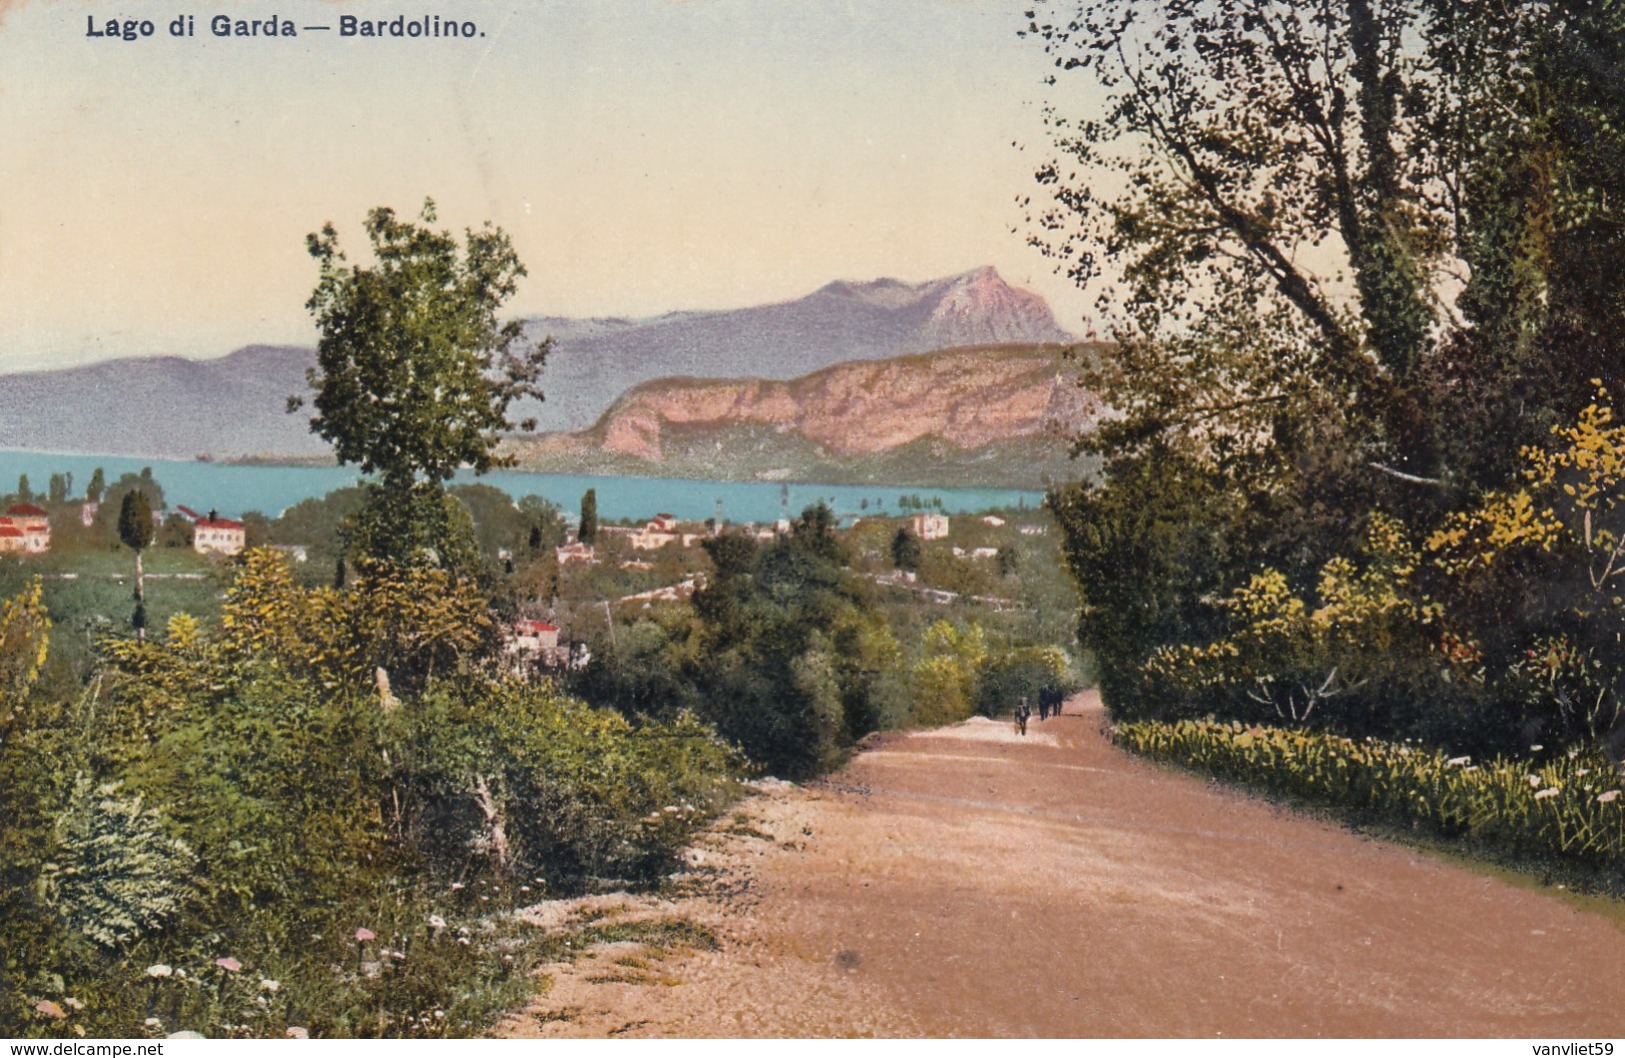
[0,473,1059,687]
[510,505,1051,674]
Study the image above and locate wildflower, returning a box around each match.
[146,964,173,979]
[433,1010,445,1020]
[1529,775,1543,787]
[1600,790,1621,804]
[450,882,465,891]
[214,957,242,973]
[427,914,447,930]
[457,937,471,946]
[1535,788,1561,800]
[354,927,376,943]
[260,979,280,993]
[286,1027,310,1039]
[520,886,531,893]
[1531,744,1544,752]
[1577,768,1591,777]
[1446,756,1471,767]
[143,1017,162,1029]
[63,998,84,1011]
[35,1000,66,1020]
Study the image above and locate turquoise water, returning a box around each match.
[0,451,1045,523]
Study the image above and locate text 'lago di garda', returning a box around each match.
[86,14,484,41]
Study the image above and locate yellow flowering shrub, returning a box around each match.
[1144,514,1430,720]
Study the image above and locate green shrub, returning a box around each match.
[41,777,195,949]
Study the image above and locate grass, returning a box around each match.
[574,917,719,956]
[0,544,228,672]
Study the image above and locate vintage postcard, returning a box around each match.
[3,0,1624,1043]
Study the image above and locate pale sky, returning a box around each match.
[0,0,1091,371]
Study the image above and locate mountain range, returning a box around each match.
[0,267,1083,476]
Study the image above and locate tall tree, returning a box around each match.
[293,199,548,568]
[86,467,105,504]
[1024,0,1457,487]
[1030,0,1625,725]
[15,475,30,504]
[1413,0,1625,486]
[118,490,154,641]
[578,488,598,546]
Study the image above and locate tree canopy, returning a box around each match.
[1031,0,1625,752]
[1025,0,1625,495]
[296,199,548,491]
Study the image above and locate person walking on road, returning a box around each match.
[1015,696,1031,736]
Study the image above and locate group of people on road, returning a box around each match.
[1013,687,1065,735]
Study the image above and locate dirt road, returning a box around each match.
[495,692,1625,1037]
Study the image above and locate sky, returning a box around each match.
[0,0,1091,372]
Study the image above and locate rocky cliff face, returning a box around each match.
[515,266,1077,432]
[578,344,1099,463]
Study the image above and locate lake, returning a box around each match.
[0,451,1046,524]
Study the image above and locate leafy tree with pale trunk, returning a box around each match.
[294,199,548,569]
[118,489,154,640]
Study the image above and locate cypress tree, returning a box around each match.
[579,488,598,545]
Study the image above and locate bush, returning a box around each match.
[1116,718,1625,871]
[2,551,742,1039]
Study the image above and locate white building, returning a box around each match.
[911,513,950,541]
[556,542,599,566]
[193,513,246,556]
[1,504,50,553]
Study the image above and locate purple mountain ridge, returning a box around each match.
[0,268,1077,459]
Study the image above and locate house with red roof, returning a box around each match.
[504,618,586,672]
[0,504,50,554]
[191,510,245,556]
[507,619,560,655]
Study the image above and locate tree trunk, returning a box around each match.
[133,547,145,642]
[472,775,509,870]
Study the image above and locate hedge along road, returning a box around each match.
[497,691,1625,1038]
